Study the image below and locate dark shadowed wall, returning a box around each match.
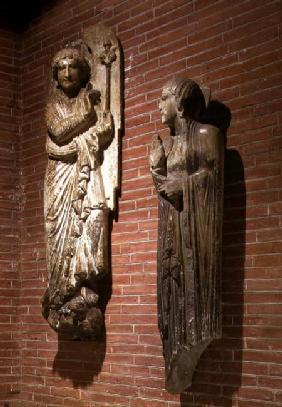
[0,27,21,402]
[1,0,282,406]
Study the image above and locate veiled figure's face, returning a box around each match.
[159,88,178,126]
[57,57,83,96]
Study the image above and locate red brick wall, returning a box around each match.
[0,27,21,401]
[2,0,282,405]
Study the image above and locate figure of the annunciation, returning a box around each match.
[42,24,122,340]
[150,78,224,393]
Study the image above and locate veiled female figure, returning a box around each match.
[150,78,224,392]
[42,48,113,339]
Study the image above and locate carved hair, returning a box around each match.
[51,48,91,87]
[164,78,206,121]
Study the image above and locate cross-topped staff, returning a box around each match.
[99,39,116,112]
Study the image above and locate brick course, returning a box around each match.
[0,27,21,402]
[0,0,282,405]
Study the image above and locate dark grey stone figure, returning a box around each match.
[150,78,224,393]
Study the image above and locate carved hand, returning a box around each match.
[158,178,183,201]
[87,85,101,107]
[82,84,101,119]
[95,110,114,145]
[150,134,166,169]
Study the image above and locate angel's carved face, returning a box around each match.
[57,57,83,97]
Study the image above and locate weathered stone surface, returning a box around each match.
[150,78,224,393]
[42,24,122,340]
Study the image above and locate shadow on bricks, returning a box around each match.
[52,269,112,387]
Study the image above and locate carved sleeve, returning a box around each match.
[189,127,221,180]
[46,93,96,145]
[46,135,77,160]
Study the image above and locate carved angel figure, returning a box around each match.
[42,48,113,339]
[150,78,224,393]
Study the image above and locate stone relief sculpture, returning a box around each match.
[150,78,224,393]
[42,24,121,340]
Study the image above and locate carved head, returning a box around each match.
[160,78,206,126]
[52,48,91,97]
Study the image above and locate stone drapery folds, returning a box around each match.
[150,78,224,393]
[42,24,122,340]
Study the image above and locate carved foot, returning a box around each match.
[43,287,105,340]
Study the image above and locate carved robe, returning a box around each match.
[43,88,112,335]
[152,121,224,392]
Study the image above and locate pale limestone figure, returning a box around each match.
[150,78,224,392]
[42,24,121,340]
